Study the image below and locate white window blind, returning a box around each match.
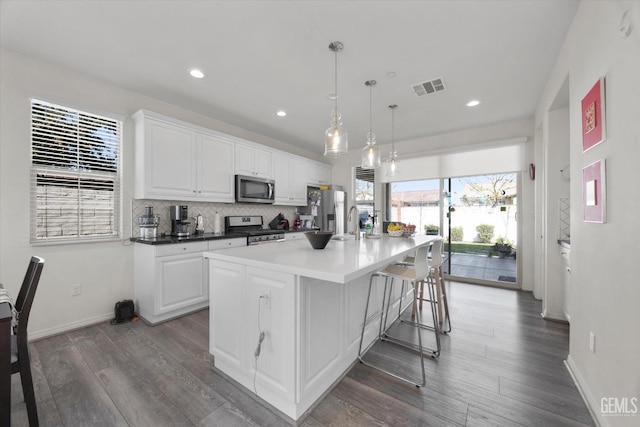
[30,99,121,243]
[355,166,375,225]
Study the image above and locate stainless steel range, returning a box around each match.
[225,216,285,245]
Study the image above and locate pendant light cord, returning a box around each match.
[369,84,373,136]
[390,105,397,153]
[334,48,339,113]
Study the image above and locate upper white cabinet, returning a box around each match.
[197,132,235,201]
[133,110,235,202]
[272,153,307,206]
[236,143,272,179]
[306,162,332,186]
[133,110,331,204]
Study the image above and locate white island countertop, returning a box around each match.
[204,234,436,283]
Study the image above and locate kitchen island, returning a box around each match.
[204,234,436,421]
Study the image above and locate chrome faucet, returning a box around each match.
[348,205,361,240]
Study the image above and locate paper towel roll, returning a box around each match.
[213,212,223,235]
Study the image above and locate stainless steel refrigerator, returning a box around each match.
[302,186,347,235]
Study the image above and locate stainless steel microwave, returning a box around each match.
[235,175,275,204]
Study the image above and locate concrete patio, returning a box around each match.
[444,252,517,283]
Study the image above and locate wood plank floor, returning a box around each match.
[10,282,594,426]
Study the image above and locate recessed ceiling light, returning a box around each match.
[276,110,287,117]
[189,69,205,79]
[386,71,397,78]
[466,100,481,107]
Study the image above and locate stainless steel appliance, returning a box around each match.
[193,214,205,234]
[138,206,159,239]
[170,205,190,237]
[301,186,347,235]
[225,216,284,245]
[235,175,275,204]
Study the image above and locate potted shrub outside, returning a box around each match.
[493,237,513,258]
[424,224,439,235]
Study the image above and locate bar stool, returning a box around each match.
[402,237,452,334]
[358,245,436,387]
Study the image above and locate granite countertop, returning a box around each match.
[131,228,317,245]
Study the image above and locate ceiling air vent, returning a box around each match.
[412,77,445,97]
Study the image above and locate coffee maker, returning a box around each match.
[170,205,190,237]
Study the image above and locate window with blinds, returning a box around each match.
[30,99,121,243]
[355,166,375,224]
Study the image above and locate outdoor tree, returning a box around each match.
[460,174,516,207]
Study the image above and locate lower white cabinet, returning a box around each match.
[208,262,296,406]
[134,238,245,325]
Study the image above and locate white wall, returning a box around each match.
[534,1,640,425]
[0,48,322,339]
[542,107,571,320]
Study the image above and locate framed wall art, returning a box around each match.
[582,159,606,223]
[581,77,606,152]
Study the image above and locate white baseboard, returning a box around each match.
[29,312,113,341]
[565,355,604,427]
[541,309,567,322]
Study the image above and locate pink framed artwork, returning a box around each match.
[582,159,606,223]
[581,77,606,152]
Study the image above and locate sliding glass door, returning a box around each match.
[388,173,519,287]
[443,174,518,286]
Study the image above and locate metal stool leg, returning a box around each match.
[359,274,427,387]
[437,267,452,333]
[358,272,378,359]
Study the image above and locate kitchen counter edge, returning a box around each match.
[131,229,315,245]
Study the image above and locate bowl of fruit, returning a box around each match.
[403,224,417,237]
[387,223,404,237]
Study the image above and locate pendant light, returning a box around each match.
[361,80,381,169]
[386,104,399,177]
[324,41,348,157]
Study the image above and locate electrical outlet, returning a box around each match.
[72,284,82,297]
[589,332,596,353]
[261,292,271,309]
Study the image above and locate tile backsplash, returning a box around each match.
[131,199,298,237]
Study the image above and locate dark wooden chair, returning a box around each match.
[11,256,45,427]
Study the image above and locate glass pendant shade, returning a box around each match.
[362,80,380,169]
[362,131,380,168]
[324,110,348,157]
[386,104,399,177]
[387,149,399,176]
[324,41,348,157]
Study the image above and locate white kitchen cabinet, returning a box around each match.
[208,238,246,250]
[236,142,272,179]
[196,132,235,202]
[134,237,246,325]
[207,262,296,410]
[272,153,307,206]
[561,247,571,321]
[132,110,235,202]
[306,162,332,186]
[135,241,209,325]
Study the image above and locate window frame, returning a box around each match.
[30,99,122,244]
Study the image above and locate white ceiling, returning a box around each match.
[0,0,579,155]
